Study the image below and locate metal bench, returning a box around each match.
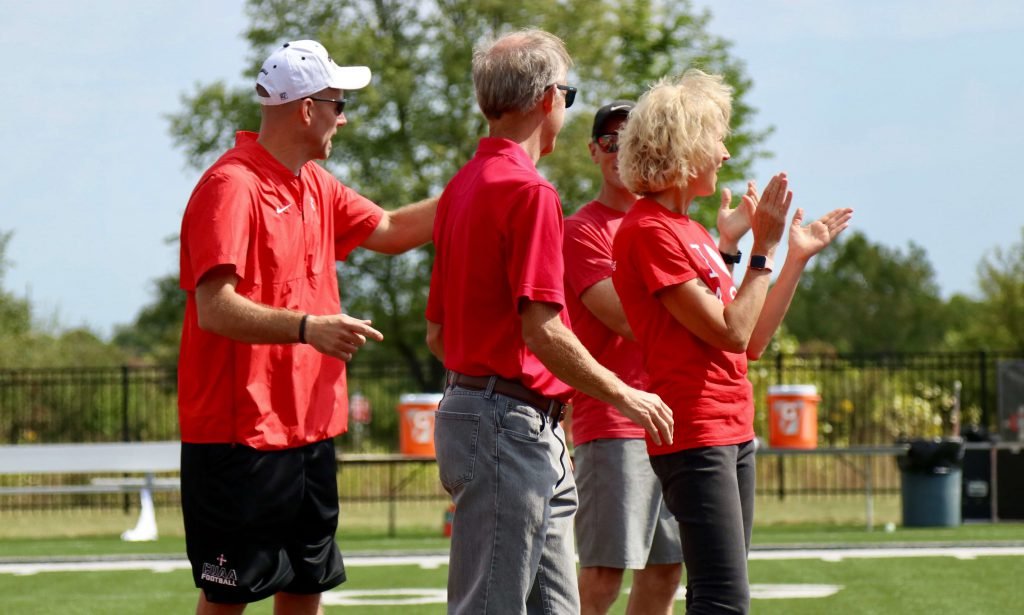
[0,441,181,540]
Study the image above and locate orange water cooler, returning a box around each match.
[766,384,820,449]
[397,393,442,457]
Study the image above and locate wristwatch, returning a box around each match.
[748,255,774,272]
[719,250,742,265]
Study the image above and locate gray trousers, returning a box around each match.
[435,383,579,615]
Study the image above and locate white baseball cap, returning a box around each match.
[255,40,371,106]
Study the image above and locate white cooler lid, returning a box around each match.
[767,384,818,396]
[399,393,444,404]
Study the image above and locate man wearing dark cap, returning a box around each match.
[563,101,684,614]
[178,39,437,614]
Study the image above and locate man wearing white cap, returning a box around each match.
[177,39,437,614]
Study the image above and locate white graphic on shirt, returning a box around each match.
[690,242,737,302]
[689,243,720,280]
[276,203,292,214]
[309,197,316,212]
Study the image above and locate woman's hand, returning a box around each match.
[749,172,792,254]
[717,180,757,247]
[788,207,854,262]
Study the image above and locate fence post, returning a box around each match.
[121,366,130,443]
[777,455,785,501]
[979,351,989,428]
[388,462,397,538]
[121,365,131,513]
[864,457,874,531]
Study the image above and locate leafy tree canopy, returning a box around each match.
[944,227,1024,350]
[154,0,772,386]
[785,231,949,353]
[0,231,31,338]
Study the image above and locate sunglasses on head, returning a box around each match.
[307,96,348,115]
[546,83,577,108]
[594,133,619,153]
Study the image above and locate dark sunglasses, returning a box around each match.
[594,133,619,153]
[307,96,348,115]
[547,83,577,108]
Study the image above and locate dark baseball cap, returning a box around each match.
[591,100,635,138]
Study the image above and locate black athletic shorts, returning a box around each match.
[181,438,346,604]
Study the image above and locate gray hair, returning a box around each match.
[472,29,572,120]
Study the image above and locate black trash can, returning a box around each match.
[961,426,994,521]
[897,438,966,527]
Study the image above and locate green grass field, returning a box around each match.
[2,501,1023,614]
[1,549,1022,614]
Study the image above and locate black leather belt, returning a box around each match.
[447,372,566,423]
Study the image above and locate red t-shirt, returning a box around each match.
[178,131,384,450]
[612,198,753,455]
[426,138,572,402]
[563,201,647,444]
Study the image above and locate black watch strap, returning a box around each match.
[720,249,742,265]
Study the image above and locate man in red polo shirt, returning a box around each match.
[178,40,437,615]
[425,30,673,614]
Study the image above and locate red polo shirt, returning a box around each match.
[612,198,753,455]
[563,201,647,444]
[426,138,572,402]
[178,131,384,450]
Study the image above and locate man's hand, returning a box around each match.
[305,314,384,361]
[614,388,674,446]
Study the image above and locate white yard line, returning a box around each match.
[1,546,1022,576]
[748,546,1024,562]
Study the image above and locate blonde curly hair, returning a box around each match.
[618,69,733,195]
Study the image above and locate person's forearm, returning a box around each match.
[426,320,445,362]
[718,238,740,276]
[370,196,439,254]
[523,312,628,406]
[198,286,304,344]
[580,279,635,340]
[392,196,439,246]
[747,255,810,359]
[718,268,773,350]
[521,301,674,445]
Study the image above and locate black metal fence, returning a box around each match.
[0,366,178,445]
[0,360,423,450]
[2,351,1019,449]
[2,351,1022,519]
[749,351,1021,445]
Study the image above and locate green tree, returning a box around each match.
[0,231,31,337]
[156,0,770,387]
[946,228,1024,350]
[113,274,185,364]
[784,231,949,353]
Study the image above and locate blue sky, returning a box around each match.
[2,1,1023,337]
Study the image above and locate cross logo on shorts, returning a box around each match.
[216,554,227,566]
